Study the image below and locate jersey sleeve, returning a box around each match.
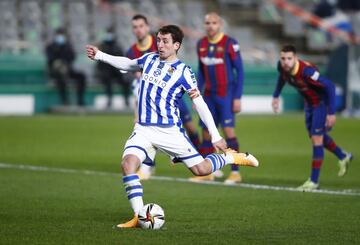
[227,38,244,99]
[136,52,155,69]
[303,66,336,114]
[182,66,198,93]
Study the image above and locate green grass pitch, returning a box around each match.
[0,114,359,244]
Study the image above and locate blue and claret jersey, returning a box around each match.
[126,35,157,59]
[197,33,244,98]
[273,59,336,114]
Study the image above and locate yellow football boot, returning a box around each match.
[116,215,139,228]
[224,149,259,167]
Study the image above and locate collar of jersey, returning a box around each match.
[290,60,300,76]
[208,33,224,44]
[136,35,153,51]
[159,58,180,65]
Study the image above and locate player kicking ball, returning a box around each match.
[86,25,259,228]
[272,44,353,191]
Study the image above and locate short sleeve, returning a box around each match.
[136,52,155,69]
[182,66,198,92]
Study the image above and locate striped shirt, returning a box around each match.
[136,52,198,126]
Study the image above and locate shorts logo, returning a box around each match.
[315,128,322,133]
[224,119,232,124]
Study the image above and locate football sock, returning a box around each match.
[199,140,214,157]
[310,145,324,183]
[206,153,235,172]
[123,174,143,215]
[323,134,346,160]
[226,137,240,171]
[189,132,200,150]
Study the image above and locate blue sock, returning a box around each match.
[323,134,346,160]
[310,145,324,183]
[226,138,239,171]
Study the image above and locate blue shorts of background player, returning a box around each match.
[305,103,327,136]
[199,95,235,128]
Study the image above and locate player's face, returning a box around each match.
[204,14,221,39]
[156,33,180,61]
[132,19,149,41]
[280,51,297,72]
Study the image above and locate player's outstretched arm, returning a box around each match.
[190,89,226,152]
[272,97,280,113]
[85,44,140,71]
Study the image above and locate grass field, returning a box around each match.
[0,114,359,244]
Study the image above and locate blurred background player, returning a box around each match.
[127,14,200,180]
[96,27,129,108]
[272,44,353,191]
[46,27,86,106]
[191,12,244,184]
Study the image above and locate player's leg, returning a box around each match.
[69,69,86,106]
[117,126,156,228]
[136,154,156,180]
[219,96,242,184]
[223,127,242,184]
[323,133,353,176]
[158,125,258,177]
[298,105,326,191]
[189,149,259,176]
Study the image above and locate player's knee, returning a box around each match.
[121,155,140,175]
[311,135,323,145]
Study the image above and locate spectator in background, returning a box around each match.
[96,27,129,108]
[46,28,86,106]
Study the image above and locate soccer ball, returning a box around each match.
[138,203,165,230]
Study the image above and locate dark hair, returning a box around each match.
[281,44,297,54]
[157,25,184,45]
[132,14,148,25]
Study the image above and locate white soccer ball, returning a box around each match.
[138,203,165,230]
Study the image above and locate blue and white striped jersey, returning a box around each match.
[136,52,197,126]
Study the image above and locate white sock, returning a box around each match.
[122,174,143,215]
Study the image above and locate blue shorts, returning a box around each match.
[305,103,327,136]
[178,98,192,124]
[199,95,235,128]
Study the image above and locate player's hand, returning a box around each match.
[212,138,227,153]
[326,114,336,128]
[272,98,280,113]
[233,99,241,113]
[86,44,99,60]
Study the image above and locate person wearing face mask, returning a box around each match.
[46,27,86,106]
[96,27,129,108]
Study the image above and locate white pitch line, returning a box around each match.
[1,162,359,197]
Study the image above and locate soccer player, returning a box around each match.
[192,12,244,184]
[127,14,200,180]
[272,44,353,191]
[86,25,259,228]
